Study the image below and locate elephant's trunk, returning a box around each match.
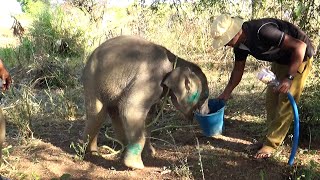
[198,98,210,115]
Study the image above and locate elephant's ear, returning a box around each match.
[163,67,202,111]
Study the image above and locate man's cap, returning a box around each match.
[210,14,244,49]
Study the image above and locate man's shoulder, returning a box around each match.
[245,18,297,29]
[245,18,283,26]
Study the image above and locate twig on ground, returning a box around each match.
[99,131,124,158]
[151,124,197,133]
[195,136,205,180]
[148,136,175,147]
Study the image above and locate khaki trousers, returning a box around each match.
[265,57,313,149]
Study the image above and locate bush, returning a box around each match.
[300,60,320,140]
[0,47,17,68]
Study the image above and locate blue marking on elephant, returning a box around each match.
[127,144,142,155]
[187,90,200,103]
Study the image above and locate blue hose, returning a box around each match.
[287,92,299,166]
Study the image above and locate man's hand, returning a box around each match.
[217,92,232,101]
[275,78,292,93]
[0,60,11,91]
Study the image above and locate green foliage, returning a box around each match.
[17,1,88,65]
[5,0,88,90]
[16,37,35,66]
[70,140,88,161]
[17,0,50,15]
[292,1,307,21]
[173,162,193,179]
[5,86,41,140]
[299,61,320,139]
[300,88,320,125]
[0,37,34,68]
[290,160,320,180]
[0,47,16,68]
[29,57,79,89]
[193,0,320,50]
[17,0,33,12]
[194,0,251,18]
[29,8,59,57]
[1,145,13,159]
[259,169,266,180]
[51,173,72,180]
[43,85,84,119]
[51,7,88,57]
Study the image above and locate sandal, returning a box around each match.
[253,146,275,159]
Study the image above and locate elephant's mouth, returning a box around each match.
[196,98,210,115]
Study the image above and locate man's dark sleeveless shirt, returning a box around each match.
[234,18,315,65]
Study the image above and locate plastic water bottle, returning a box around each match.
[257,68,280,87]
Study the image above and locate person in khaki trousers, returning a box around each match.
[210,14,315,159]
[0,59,12,163]
[265,58,312,154]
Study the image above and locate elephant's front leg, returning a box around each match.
[121,79,163,169]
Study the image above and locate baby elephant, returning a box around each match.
[82,35,209,169]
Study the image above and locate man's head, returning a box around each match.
[210,14,244,49]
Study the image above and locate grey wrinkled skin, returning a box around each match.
[82,35,209,169]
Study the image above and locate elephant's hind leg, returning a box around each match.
[107,106,127,146]
[83,97,107,153]
[143,107,157,157]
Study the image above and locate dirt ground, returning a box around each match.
[1,107,319,180]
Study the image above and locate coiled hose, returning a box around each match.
[287,92,299,166]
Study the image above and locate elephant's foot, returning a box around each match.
[124,143,144,169]
[124,154,144,169]
[86,144,98,153]
[83,142,99,158]
[82,147,99,160]
[85,150,99,156]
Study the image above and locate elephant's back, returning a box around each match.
[83,35,172,101]
[87,35,169,72]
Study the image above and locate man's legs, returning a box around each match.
[255,57,313,158]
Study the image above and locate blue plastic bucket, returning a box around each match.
[195,99,225,137]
